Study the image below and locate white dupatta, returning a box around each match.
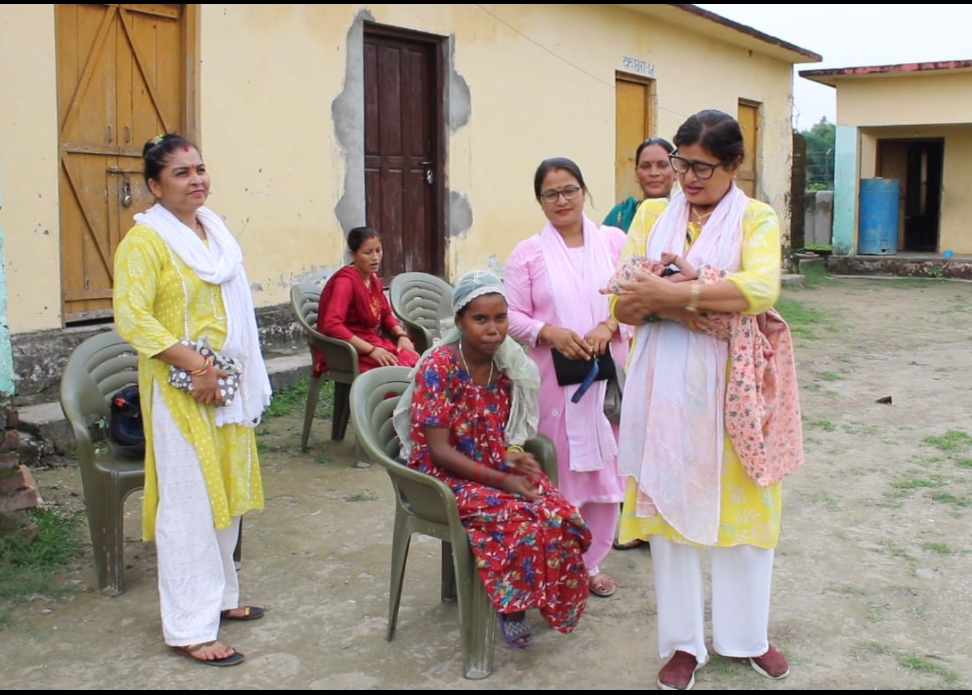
[134,204,272,427]
[616,185,749,543]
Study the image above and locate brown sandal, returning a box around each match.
[589,572,617,598]
[172,640,245,667]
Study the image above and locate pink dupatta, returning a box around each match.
[540,214,620,472]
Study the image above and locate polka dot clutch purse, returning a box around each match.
[168,338,243,407]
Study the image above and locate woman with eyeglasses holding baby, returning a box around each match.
[607,109,803,690]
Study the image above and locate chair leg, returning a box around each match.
[301,374,325,452]
[387,511,413,642]
[440,540,457,602]
[331,381,351,441]
[453,541,496,680]
[87,483,128,597]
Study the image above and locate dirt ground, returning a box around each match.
[4,276,972,690]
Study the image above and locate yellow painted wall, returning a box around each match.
[1,3,799,334]
[836,72,972,127]
[0,5,61,334]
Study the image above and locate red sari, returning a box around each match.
[314,265,419,377]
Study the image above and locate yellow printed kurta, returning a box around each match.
[113,224,264,541]
[612,198,783,548]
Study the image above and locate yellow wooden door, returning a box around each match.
[56,4,192,323]
[737,100,760,199]
[615,77,652,203]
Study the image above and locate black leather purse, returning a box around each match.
[551,348,617,386]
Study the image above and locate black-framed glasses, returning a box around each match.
[539,185,583,204]
[668,153,726,180]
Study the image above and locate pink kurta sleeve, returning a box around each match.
[505,237,547,346]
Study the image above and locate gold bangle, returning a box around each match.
[686,282,701,313]
[506,445,525,454]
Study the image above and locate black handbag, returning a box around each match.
[551,348,617,386]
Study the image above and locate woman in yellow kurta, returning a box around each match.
[609,110,797,691]
[113,134,272,667]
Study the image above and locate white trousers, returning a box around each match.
[153,383,241,646]
[650,535,774,664]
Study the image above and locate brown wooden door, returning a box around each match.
[363,29,443,282]
[737,100,760,199]
[56,4,191,323]
[614,77,653,203]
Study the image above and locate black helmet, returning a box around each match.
[108,385,146,460]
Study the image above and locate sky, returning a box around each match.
[695,4,972,131]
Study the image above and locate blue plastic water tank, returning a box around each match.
[858,178,899,255]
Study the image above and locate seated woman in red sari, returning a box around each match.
[314,227,420,377]
[392,270,592,649]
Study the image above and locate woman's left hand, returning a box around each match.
[615,271,678,316]
[396,335,415,353]
[583,323,614,356]
[505,450,542,480]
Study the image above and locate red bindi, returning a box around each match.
[183,145,189,152]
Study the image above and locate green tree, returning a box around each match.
[801,117,835,190]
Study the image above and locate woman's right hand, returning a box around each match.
[498,473,540,500]
[369,346,399,366]
[190,368,228,406]
[542,325,592,360]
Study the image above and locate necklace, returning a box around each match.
[458,339,494,385]
[690,207,713,225]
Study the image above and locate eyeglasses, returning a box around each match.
[539,185,583,204]
[669,154,727,180]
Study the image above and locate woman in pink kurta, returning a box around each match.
[506,157,632,599]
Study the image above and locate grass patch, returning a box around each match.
[803,382,822,392]
[807,418,837,432]
[820,371,843,381]
[891,471,948,492]
[923,430,972,453]
[800,262,830,288]
[898,653,962,686]
[342,490,379,502]
[954,457,972,469]
[878,540,918,565]
[775,297,827,341]
[928,491,972,508]
[0,508,85,630]
[877,277,947,289]
[920,542,956,555]
[263,378,334,420]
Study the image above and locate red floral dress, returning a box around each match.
[407,345,592,633]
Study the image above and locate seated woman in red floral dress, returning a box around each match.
[314,226,420,377]
[393,270,592,649]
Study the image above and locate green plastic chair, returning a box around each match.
[389,272,454,355]
[290,284,360,450]
[59,329,244,594]
[58,329,145,596]
[349,365,558,680]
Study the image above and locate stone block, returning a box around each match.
[0,485,38,514]
[0,464,27,493]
